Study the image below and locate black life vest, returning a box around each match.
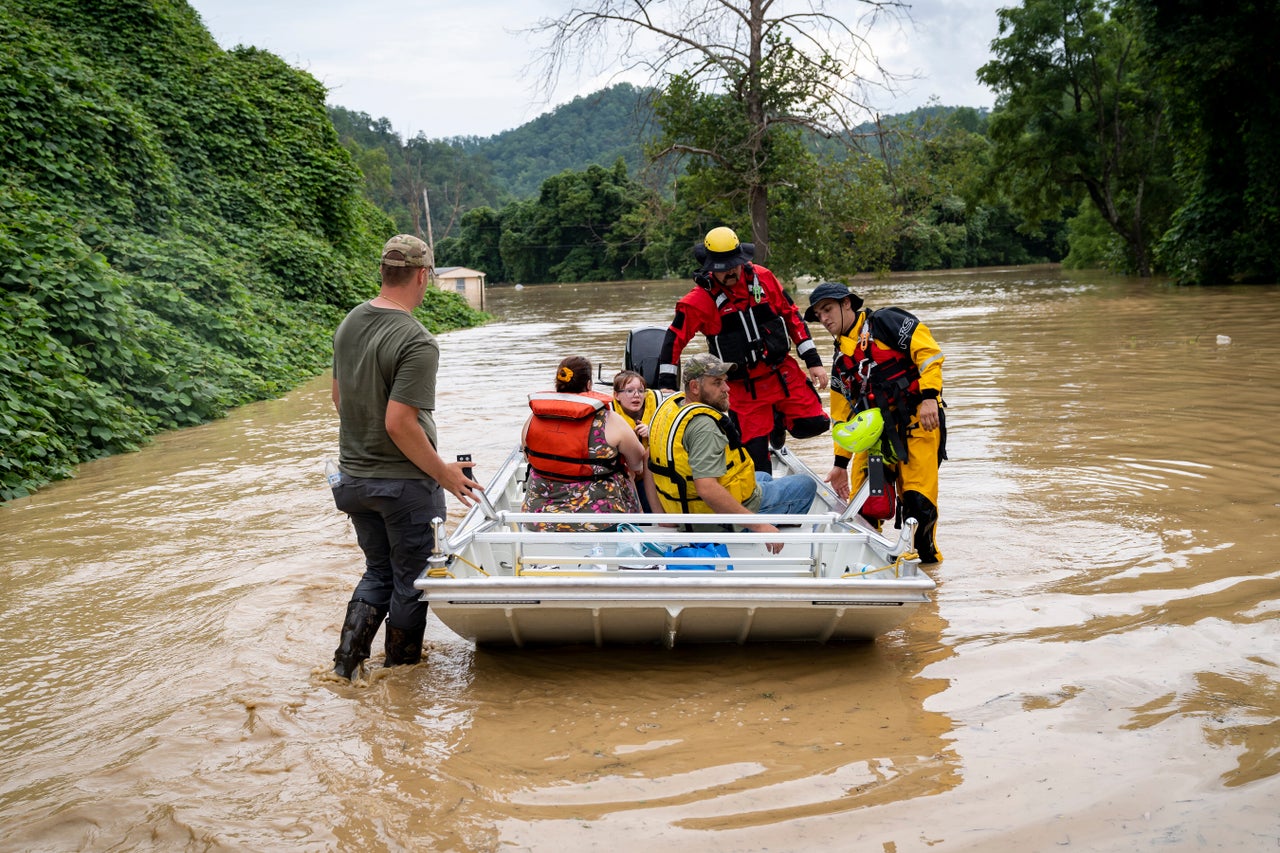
[703,265,791,379]
[831,309,924,464]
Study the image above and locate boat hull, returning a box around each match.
[424,575,934,647]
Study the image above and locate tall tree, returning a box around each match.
[978,0,1176,276]
[1134,0,1280,285]
[492,161,661,283]
[532,0,906,263]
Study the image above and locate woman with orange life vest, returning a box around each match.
[521,356,651,531]
[655,226,830,472]
[805,282,947,563]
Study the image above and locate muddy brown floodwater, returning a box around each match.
[1,268,1277,851]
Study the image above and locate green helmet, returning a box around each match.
[833,408,884,453]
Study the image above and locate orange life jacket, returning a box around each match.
[524,393,623,482]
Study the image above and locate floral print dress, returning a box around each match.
[523,410,641,531]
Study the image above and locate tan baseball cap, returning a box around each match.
[683,352,736,381]
[381,234,433,268]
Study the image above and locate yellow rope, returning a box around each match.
[516,555,608,576]
[424,553,489,579]
[452,553,489,576]
[841,550,917,579]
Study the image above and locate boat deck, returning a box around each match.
[414,446,935,646]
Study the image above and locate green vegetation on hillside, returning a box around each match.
[329,83,656,241]
[0,0,486,501]
[980,0,1279,284]
[450,84,656,200]
[334,0,1278,287]
[328,106,510,242]
[421,105,1059,284]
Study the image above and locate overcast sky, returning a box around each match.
[187,0,1011,140]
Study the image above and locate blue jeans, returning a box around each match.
[756,471,817,516]
[332,476,446,631]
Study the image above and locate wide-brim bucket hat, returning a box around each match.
[803,281,863,322]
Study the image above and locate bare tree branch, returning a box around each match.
[527,0,912,260]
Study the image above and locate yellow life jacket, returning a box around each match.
[610,388,659,432]
[647,392,756,513]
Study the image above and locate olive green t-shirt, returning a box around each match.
[332,302,439,479]
[683,411,762,513]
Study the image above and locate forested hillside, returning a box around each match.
[0,0,486,501]
[330,83,657,242]
[453,84,656,199]
[331,92,1042,285]
[424,104,1061,285]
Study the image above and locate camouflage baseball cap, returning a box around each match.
[683,352,736,381]
[381,234,433,268]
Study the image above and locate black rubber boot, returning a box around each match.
[900,490,941,564]
[769,412,787,450]
[744,435,771,473]
[383,622,427,668]
[333,600,384,679]
[787,413,830,440]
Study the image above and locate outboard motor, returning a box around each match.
[624,325,668,388]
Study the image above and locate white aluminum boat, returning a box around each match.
[414,444,936,647]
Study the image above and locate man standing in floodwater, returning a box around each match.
[328,234,482,680]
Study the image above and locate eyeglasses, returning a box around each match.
[618,388,645,395]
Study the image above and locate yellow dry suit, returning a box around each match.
[829,308,945,562]
[647,392,756,514]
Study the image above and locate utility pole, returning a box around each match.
[421,187,435,261]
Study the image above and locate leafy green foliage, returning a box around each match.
[432,97,1065,282]
[1062,204,1127,270]
[1136,0,1280,284]
[0,0,484,501]
[439,160,662,283]
[977,0,1178,276]
[877,110,1065,271]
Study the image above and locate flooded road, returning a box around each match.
[1,268,1277,851]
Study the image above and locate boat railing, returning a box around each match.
[491,511,843,527]
[441,507,859,553]
[458,514,913,577]
[437,444,919,574]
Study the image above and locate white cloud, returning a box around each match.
[873,0,1011,112]
[188,0,1008,139]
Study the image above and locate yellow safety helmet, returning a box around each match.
[695,226,755,272]
[704,226,740,253]
[832,408,884,453]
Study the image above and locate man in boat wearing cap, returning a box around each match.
[648,352,818,553]
[805,281,947,564]
[654,227,830,473]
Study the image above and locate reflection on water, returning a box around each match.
[1,269,1277,851]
